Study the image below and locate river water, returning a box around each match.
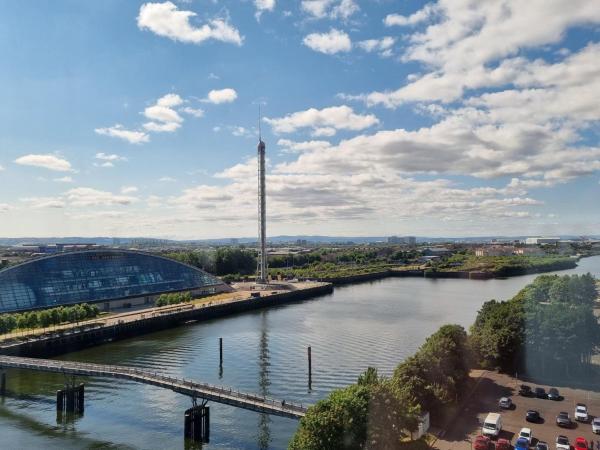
[1,256,599,449]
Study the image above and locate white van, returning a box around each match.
[482,413,502,437]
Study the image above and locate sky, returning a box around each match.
[0,0,599,239]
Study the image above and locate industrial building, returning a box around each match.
[525,237,560,245]
[0,249,231,313]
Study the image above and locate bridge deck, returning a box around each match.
[0,356,307,419]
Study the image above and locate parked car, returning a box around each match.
[574,437,588,450]
[516,437,530,450]
[527,410,541,423]
[575,403,589,422]
[536,442,549,450]
[499,397,513,409]
[592,417,600,434]
[556,435,570,450]
[547,388,561,401]
[475,435,492,450]
[520,385,533,396]
[556,411,572,428]
[535,387,547,399]
[497,438,512,450]
[519,428,533,445]
[482,413,503,438]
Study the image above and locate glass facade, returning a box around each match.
[0,250,224,313]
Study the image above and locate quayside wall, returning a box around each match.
[0,283,333,358]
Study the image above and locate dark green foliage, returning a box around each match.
[214,248,256,276]
[165,251,215,273]
[0,303,101,334]
[289,384,371,450]
[438,255,577,275]
[469,299,524,371]
[155,291,193,307]
[470,273,598,377]
[392,325,470,415]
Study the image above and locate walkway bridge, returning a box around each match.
[0,355,307,419]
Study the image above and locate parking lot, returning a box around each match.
[433,371,600,450]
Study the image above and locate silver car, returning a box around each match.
[592,417,600,434]
[499,397,512,409]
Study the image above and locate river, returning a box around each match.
[1,256,599,449]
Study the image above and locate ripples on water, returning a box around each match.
[1,256,599,449]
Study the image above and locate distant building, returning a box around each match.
[421,247,451,257]
[296,239,308,246]
[514,247,546,256]
[475,245,516,257]
[525,237,560,245]
[388,236,416,245]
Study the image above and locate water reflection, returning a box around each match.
[257,311,271,450]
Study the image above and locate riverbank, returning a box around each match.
[314,257,581,285]
[0,282,332,358]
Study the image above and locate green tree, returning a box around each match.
[289,384,371,450]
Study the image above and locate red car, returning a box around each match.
[496,438,511,450]
[474,435,492,450]
[575,437,588,450]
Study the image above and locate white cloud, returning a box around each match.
[14,154,74,172]
[181,106,205,118]
[53,176,73,183]
[230,126,255,138]
[95,152,127,162]
[301,0,359,20]
[203,88,238,104]
[277,139,332,153]
[384,4,437,27]
[0,165,4,171]
[0,203,11,213]
[20,196,66,209]
[156,93,183,108]
[95,124,149,144]
[357,37,395,57]
[159,176,176,182]
[264,105,379,135]
[143,93,184,133]
[254,0,275,20]
[65,187,138,207]
[137,1,243,46]
[94,153,127,168]
[352,1,600,108]
[303,29,352,54]
[121,186,139,194]
[311,127,337,137]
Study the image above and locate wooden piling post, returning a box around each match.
[219,337,223,366]
[308,346,312,389]
[66,387,75,412]
[184,409,191,439]
[0,372,6,396]
[203,406,210,443]
[78,383,85,413]
[192,408,202,442]
[56,390,64,411]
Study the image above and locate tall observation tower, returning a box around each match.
[257,117,268,284]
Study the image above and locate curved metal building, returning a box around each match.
[0,250,229,313]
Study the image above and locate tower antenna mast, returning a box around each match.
[257,104,268,284]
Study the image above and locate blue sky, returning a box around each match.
[0,0,599,238]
